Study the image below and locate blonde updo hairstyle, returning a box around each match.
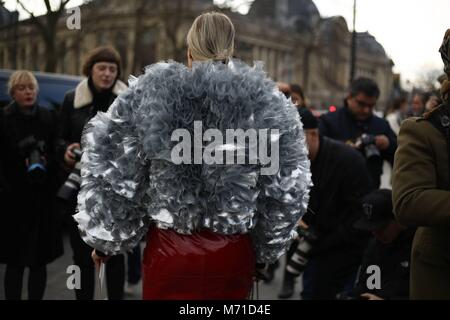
[186,12,235,63]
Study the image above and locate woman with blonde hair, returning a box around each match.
[75,12,311,299]
[0,70,62,299]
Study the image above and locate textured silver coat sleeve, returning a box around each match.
[250,92,311,263]
[74,60,311,261]
[74,84,151,255]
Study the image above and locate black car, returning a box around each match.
[0,69,83,110]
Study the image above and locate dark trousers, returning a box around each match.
[69,221,125,300]
[301,253,359,300]
[4,265,47,300]
[127,244,141,285]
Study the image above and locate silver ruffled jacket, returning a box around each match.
[74,59,311,263]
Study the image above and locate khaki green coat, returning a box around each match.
[393,115,450,299]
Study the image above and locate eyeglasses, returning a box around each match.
[354,99,376,109]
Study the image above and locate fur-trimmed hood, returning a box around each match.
[74,59,312,264]
[73,78,127,109]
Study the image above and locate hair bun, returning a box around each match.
[214,49,231,62]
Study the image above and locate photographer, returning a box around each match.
[57,46,127,300]
[345,189,414,300]
[319,78,397,188]
[0,70,63,300]
[278,108,373,300]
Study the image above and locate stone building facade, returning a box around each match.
[0,0,394,109]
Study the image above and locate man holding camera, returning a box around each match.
[319,78,397,189]
[278,108,373,300]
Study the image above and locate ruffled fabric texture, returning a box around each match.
[74,59,312,263]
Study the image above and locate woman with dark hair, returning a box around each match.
[75,12,311,300]
[277,83,307,108]
[290,84,306,108]
[57,46,127,300]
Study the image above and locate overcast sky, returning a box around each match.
[4,0,449,84]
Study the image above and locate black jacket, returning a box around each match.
[0,102,63,266]
[304,137,373,259]
[319,104,397,188]
[0,156,7,195]
[56,78,127,162]
[351,228,415,300]
[56,78,127,210]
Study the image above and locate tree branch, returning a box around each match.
[58,0,72,14]
[16,0,36,18]
[16,0,47,33]
[43,0,52,13]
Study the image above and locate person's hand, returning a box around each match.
[91,249,110,271]
[64,143,81,167]
[361,293,383,300]
[375,135,390,151]
[345,140,358,149]
[298,219,309,229]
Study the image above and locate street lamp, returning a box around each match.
[350,0,357,84]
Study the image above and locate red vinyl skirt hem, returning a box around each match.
[142,226,255,300]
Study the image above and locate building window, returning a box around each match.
[115,31,128,72]
[285,54,293,82]
[20,46,26,68]
[235,41,253,64]
[31,43,39,71]
[59,41,67,73]
[0,49,4,68]
[97,33,109,46]
[137,29,156,71]
[252,46,260,61]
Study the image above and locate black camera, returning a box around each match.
[18,136,47,184]
[285,225,318,277]
[356,133,381,160]
[57,147,82,203]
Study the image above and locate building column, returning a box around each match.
[252,45,260,61]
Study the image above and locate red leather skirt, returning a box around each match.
[142,226,255,300]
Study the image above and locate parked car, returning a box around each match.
[0,69,83,110]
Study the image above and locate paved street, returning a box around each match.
[0,163,390,300]
[0,234,301,300]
